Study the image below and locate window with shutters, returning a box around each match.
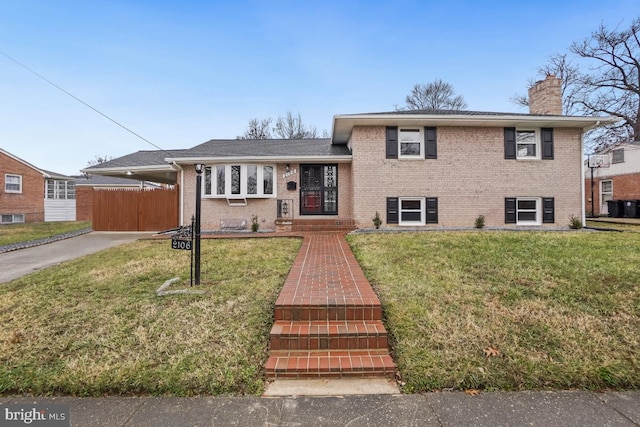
[505,197,554,225]
[386,127,437,159]
[505,128,553,160]
[387,197,438,226]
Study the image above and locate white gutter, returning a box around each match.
[165,155,352,164]
[172,162,184,225]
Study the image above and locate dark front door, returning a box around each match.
[300,164,337,215]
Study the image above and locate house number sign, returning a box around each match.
[171,238,192,251]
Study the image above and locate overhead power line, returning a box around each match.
[0,49,174,157]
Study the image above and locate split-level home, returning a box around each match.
[584,140,640,216]
[84,76,618,231]
[0,148,76,223]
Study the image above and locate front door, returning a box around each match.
[300,164,338,215]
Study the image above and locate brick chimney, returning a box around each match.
[528,74,562,115]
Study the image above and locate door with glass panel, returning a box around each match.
[300,164,337,215]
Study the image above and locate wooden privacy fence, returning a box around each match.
[92,187,179,231]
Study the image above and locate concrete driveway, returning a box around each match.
[0,232,154,283]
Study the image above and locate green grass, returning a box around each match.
[0,221,92,246]
[0,238,301,396]
[586,220,640,232]
[348,231,640,392]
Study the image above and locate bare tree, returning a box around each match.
[274,111,319,139]
[513,18,640,152]
[86,155,113,167]
[399,79,468,110]
[237,118,273,139]
[511,54,582,115]
[570,18,640,145]
[238,112,321,139]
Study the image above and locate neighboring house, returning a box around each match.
[84,76,618,231]
[584,141,640,216]
[74,175,160,222]
[0,148,76,224]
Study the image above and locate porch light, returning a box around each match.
[194,163,204,174]
[282,201,289,216]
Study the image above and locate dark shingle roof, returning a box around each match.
[186,138,350,158]
[83,149,190,170]
[359,109,556,117]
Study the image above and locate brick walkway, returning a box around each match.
[265,233,396,379]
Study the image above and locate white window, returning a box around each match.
[612,148,624,164]
[5,174,22,193]
[46,179,76,199]
[516,198,541,225]
[399,197,425,226]
[204,164,275,198]
[399,128,423,158]
[1,214,25,224]
[601,180,613,214]
[516,130,539,159]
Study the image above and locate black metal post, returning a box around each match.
[194,166,203,285]
[590,166,595,218]
[190,215,195,287]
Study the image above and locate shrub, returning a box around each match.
[474,215,486,229]
[569,214,583,229]
[372,212,382,229]
[251,215,259,232]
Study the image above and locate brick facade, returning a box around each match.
[75,186,94,222]
[350,125,583,228]
[584,173,640,216]
[182,163,353,231]
[0,151,45,223]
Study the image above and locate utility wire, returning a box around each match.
[0,49,175,157]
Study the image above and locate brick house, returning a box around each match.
[584,141,640,216]
[84,76,617,231]
[0,148,76,224]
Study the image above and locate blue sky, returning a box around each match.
[0,0,637,175]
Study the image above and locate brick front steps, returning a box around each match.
[265,233,396,379]
[291,219,357,233]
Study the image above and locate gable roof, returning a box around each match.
[331,109,621,144]
[0,148,74,180]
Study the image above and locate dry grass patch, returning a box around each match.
[348,231,640,392]
[0,238,301,396]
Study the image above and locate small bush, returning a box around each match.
[251,215,259,232]
[372,211,382,229]
[569,214,583,229]
[474,215,486,229]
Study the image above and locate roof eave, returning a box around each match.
[167,155,352,164]
[331,114,622,144]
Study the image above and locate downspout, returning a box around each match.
[172,162,184,225]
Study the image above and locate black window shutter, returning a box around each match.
[425,127,437,159]
[426,197,438,224]
[387,197,399,224]
[543,197,555,223]
[505,198,516,223]
[386,127,398,159]
[542,128,554,160]
[504,127,516,159]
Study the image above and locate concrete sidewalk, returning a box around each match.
[1,391,639,426]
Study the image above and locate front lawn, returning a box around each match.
[348,230,640,392]
[0,221,91,246]
[0,238,301,396]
